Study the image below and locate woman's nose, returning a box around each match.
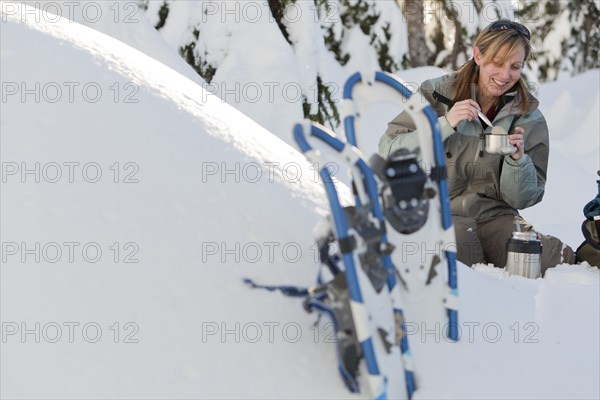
[500,65,512,80]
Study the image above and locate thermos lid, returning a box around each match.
[507,231,542,254]
[512,231,539,241]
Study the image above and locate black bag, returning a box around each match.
[576,171,600,267]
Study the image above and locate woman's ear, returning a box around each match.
[473,47,482,65]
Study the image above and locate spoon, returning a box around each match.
[471,84,495,128]
[476,109,494,128]
[477,110,512,137]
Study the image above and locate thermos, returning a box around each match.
[505,231,542,278]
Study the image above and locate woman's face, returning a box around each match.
[475,44,526,100]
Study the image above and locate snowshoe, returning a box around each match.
[245,70,459,400]
[341,71,459,340]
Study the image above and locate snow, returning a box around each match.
[138,1,311,142]
[521,69,600,248]
[1,4,599,400]
[206,2,305,141]
[12,0,206,85]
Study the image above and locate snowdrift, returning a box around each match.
[1,6,599,399]
[1,7,347,398]
[12,0,206,85]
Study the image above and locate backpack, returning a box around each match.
[576,171,600,267]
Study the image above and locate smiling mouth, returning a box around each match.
[492,78,509,86]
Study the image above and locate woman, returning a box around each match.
[378,19,575,273]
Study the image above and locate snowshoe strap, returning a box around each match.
[242,278,309,297]
[243,277,361,393]
[384,150,426,202]
[317,234,343,280]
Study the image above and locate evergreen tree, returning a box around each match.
[140,0,600,131]
[566,0,600,74]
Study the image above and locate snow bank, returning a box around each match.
[412,262,600,400]
[6,1,205,84]
[1,6,346,398]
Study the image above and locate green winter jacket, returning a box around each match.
[378,73,549,221]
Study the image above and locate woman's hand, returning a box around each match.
[509,127,525,160]
[446,99,481,128]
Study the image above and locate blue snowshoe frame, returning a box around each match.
[294,121,414,400]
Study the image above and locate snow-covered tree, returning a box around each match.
[139,0,599,133]
[565,0,600,75]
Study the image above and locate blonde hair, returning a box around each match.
[453,20,533,112]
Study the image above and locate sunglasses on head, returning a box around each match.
[488,20,531,40]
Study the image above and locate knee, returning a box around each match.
[452,217,485,266]
[537,234,577,273]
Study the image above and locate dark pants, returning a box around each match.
[453,215,576,275]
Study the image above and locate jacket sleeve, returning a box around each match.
[499,111,549,209]
[378,80,455,158]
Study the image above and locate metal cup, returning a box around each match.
[485,126,517,155]
[505,231,542,278]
